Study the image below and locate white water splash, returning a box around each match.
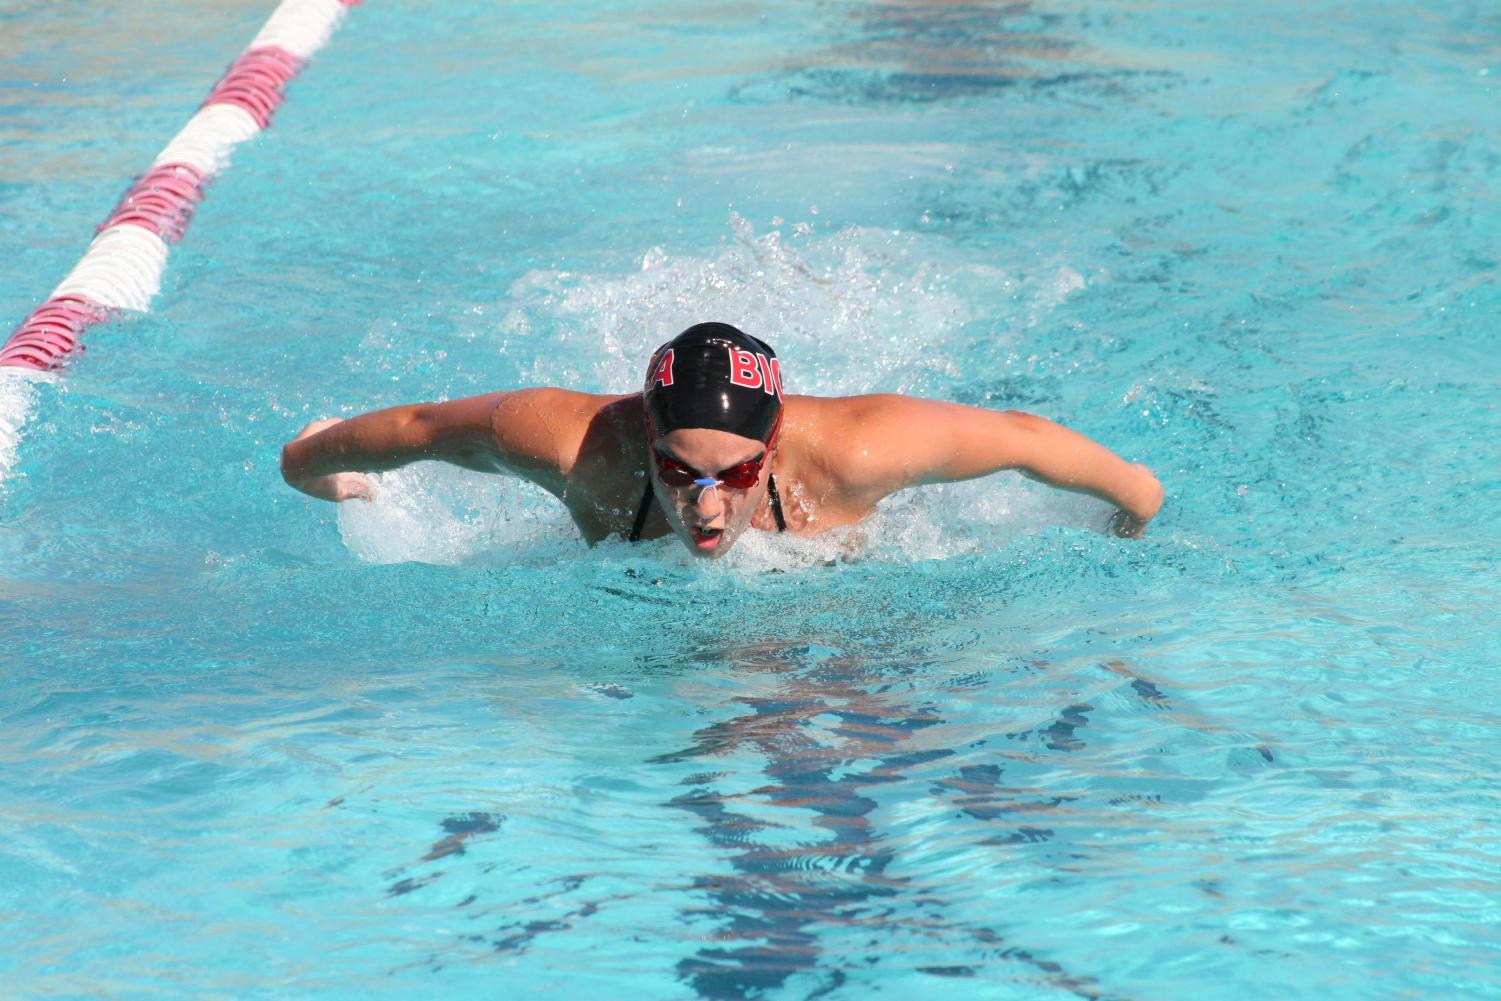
[500,214,998,396]
[338,462,579,567]
[339,218,1100,567]
[0,369,53,487]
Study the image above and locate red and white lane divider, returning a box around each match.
[0,0,360,477]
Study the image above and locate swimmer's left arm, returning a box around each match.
[842,396,1164,537]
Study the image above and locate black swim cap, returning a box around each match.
[643,322,783,443]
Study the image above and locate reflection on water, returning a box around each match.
[654,639,1117,999]
[367,620,1243,998]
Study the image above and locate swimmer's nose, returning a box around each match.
[690,482,724,522]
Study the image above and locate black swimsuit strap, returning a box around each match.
[627,474,787,542]
[766,473,787,532]
[628,481,654,543]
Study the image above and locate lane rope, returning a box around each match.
[0,0,361,372]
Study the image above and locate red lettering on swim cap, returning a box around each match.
[648,348,675,389]
[768,357,783,399]
[755,353,779,398]
[728,347,763,390]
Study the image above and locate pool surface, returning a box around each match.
[1,1,1498,998]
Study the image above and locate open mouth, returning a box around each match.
[689,526,723,551]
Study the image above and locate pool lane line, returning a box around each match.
[0,0,362,372]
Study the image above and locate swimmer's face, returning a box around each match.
[650,427,773,558]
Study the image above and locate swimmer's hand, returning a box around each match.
[1107,463,1162,538]
[281,418,375,502]
[1108,508,1150,539]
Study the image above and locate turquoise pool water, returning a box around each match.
[2,1,1498,997]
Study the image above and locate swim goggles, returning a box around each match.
[653,450,768,490]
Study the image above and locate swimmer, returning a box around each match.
[279,322,1164,555]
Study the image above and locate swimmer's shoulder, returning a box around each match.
[776,394,869,482]
[492,389,639,432]
[781,393,932,500]
[484,389,638,483]
[780,393,905,449]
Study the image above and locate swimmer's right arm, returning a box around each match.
[279,389,579,501]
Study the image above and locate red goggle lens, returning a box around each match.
[717,459,764,489]
[655,458,698,488]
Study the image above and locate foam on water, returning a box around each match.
[338,216,1108,567]
[0,369,51,488]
